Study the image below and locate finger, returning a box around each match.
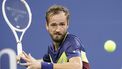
[27,66,32,69]
[21,56,31,62]
[28,53,32,58]
[27,66,31,69]
[22,51,29,59]
[16,55,22,64]
[28,53,35,60]
[16,56,20,61]
[20,62,31,66]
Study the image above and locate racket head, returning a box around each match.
[2,0,32,31]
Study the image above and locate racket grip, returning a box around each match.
[17,42,23,55]
[17,42,26,64]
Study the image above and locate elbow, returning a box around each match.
[76,63,82,69]
[71,63,82,69]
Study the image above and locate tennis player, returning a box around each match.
[20,5,90,69]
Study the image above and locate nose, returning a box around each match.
[55,26,60,32]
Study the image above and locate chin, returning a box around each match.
[51,34,66,42]
[53,37,63,42]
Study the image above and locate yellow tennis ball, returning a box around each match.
[104,40,116,53]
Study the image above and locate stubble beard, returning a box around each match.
[51,32,67,43]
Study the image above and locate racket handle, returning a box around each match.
[17,42,26,64]
[17,42,23,55]
[17,42,27,64]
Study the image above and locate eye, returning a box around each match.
[50,23,57,26]
[60,22,65,26]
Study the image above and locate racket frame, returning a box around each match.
[2,0,32,55]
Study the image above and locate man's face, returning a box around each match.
[46,12,68,42]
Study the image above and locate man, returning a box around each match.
[20,5,90,69]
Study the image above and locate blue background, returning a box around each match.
[0,0,122,69]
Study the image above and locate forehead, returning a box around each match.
[49,12,67,23]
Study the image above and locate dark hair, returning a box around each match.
[46,5,70,25]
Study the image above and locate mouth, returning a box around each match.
[54,32,62,35]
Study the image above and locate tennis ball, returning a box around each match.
[104,40,116,53]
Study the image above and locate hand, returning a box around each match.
[20,52,41,69]
[16,53,23,63]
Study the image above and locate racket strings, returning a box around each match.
[5,0,30,29]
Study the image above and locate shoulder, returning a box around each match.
[66,34,81,44]
[65,34,85,52]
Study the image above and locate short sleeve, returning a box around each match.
[66,37,82,59]
[43,46,51,62]
[43,54,51,62]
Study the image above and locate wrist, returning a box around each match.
[41,62,53,69]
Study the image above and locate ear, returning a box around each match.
[67,21,69,29]
[46,22,49,31]
[66,24,69,29]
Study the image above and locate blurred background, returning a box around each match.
[0,0,122,69]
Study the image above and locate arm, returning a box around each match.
[37,59,43,62]
[20,52,83,69]
[54,56,82,69]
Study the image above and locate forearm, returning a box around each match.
[37,59,43,62]
[41,57,83,69]
[54,62,82,69]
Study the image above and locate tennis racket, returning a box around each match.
[2,0,32,56]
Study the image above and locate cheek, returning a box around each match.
[48,27,54,33]
[64,26,68,31]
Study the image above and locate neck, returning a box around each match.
[53,33,68,51]
[53,42,60,51]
